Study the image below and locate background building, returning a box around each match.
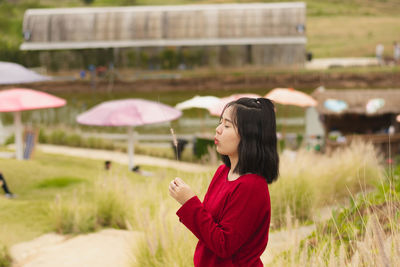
[312,88,400,156]
[21,2,307,70]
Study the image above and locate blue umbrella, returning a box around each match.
[324,99,348,113]
[366,98,385,114]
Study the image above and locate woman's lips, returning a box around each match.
[214,138,219,145]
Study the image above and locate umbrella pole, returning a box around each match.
[14,111,23,160]
[199,109,205,133]
[282,105,288,140]
[128,127,134,171]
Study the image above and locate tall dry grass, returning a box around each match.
[270,181,400,267]
[131,174,210,267]
[131,141,385,266]
[270,140,384,228]
[50,174,134,234]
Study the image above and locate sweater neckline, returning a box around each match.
[224,166,252,183]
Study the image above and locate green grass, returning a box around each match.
[0,151,143,246]
[36,176,85,189]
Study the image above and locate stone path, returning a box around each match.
[10,229,143,267]
[37,144,213,173]
[261,225,316,264]
[10,225,319,267]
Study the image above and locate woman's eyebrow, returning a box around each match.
[222,117,233,124]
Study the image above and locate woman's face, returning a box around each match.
[214,106,240,157]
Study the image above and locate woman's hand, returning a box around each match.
[169,177,196,205]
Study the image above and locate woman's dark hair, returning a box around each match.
[220,97,279,184]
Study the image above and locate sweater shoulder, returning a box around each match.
[216,164,229,174]
[238,174,268,187]
[233,174,269,196]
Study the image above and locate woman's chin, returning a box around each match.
[216,148,227,156]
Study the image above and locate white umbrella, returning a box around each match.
[175,95,221,110]
[208,93,261,116]
[0,61,51,84]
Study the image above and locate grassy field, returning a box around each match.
[0,151,152,246]
[0,140,388,266]
[307,16,400,58]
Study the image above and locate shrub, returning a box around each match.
[48,130,67,145]
[4,135,14,146]
[160,49,179,69]
[50,175,133,234]
[38,128,115,150]
[94,176,131,229]
[0,245,11,267]
[51,193,97,234]
[65,134,82,147]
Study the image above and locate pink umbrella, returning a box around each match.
[265,88,316,140]
[208,93,261,116]
[264,88,317,107]
[0,88,66,160]
[77,99,182,170]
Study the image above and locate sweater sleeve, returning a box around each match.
[176,178,268,259]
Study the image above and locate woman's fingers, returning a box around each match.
[169,178,195,205]
[174,177,185,186]
[169,181,176,195]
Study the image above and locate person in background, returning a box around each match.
[169,98,279,266]
[0,172,16,199]
[104,160,112,170]
[376,43,384,65]
[394,41,400,64]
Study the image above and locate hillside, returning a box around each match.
[0,0,399,64]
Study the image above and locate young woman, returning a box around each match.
[169,97,279,266]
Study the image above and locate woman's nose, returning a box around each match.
[216,124,222,134]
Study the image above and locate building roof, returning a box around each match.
[21,2,306,50]
[312,89,400,116]
[24,2,305,14]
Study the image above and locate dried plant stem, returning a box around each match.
[170,127,178,161]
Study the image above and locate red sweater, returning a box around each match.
[177,164,271,267]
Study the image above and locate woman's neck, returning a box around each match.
[228,155,240,181]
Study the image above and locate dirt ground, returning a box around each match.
[3,71,400,94]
